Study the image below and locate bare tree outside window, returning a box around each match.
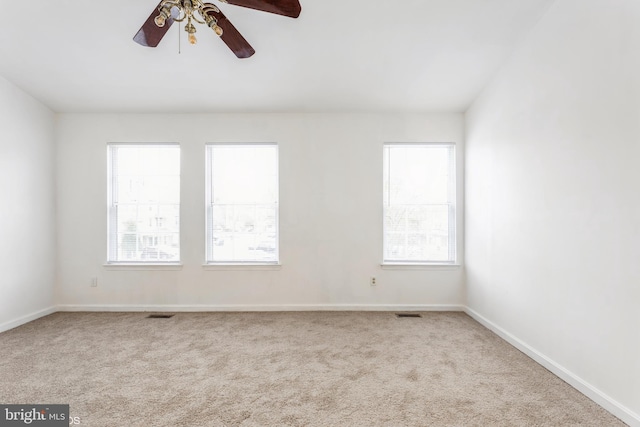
[107,144,180,263]
[383,143,456,264]
[205,144,279,264]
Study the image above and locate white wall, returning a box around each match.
[465,0,640,423]
[0,76,56,331]
[55,113,464,310]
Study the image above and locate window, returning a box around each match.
[383,143,456,264]
[107,144,180,263]
[206,144,279,264]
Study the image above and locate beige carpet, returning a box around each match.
[0,312,625,426]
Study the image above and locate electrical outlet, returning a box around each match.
[370,277,376,286]
[90,277,98,287]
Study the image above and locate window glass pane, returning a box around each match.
[387,146,451,205]
[212,145,278,204]
[383,144,455,264]
[108,144,180,263]
[207,144,279,264]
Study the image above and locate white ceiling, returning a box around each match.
[0,0,554,113]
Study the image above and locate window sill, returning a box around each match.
[202,263,282,271]
[381,263,461,271]
[103,263,183,271]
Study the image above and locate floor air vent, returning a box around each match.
[147,314,174,319]
[395,313,422,318]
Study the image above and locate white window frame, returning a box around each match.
[382,142,457,265]
[205,143,280,265]
[106,143,181,265]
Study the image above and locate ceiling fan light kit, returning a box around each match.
[134,0,301,58]
[153,0,223,45]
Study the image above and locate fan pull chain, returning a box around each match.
[178,21,182,54]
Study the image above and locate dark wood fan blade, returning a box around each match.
[223,0,301,18]
[133,2,176,47]
[206,8,255,58]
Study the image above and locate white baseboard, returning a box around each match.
[56,303,464,312]
[464,307,640,427]
[0,306,57,333]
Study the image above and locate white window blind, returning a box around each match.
[383,143,456,264]
[206,143,279,264]
[107,143,180,263]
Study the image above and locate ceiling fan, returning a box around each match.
[134,0,301,58]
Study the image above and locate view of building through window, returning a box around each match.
[383,143,456,264]
[206,144,279,264]
[107,144,180,263]
[106,143,452,265]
